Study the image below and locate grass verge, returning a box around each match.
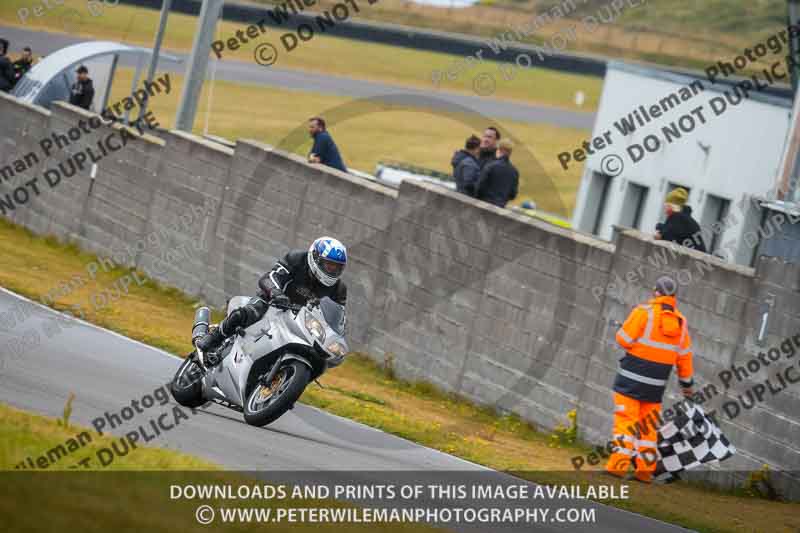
[0,403,437,532]
[0,214,798,532]
[0,401,216,470]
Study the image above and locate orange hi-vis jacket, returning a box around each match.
[614,295,694,403]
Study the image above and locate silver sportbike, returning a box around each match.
[169,296,348,426]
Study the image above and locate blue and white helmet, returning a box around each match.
[308,237,347,287]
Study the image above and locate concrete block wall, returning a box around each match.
[202,140,397,349]
[0,97,77,238]
[203,139,299,304]
[367,181,501,393]
[458,199,614,431]
[142,130,230,297]
[1,93,798,497]
[64,108,165,270]
[730,257,800,494]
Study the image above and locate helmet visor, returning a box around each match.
[319,258,345,278]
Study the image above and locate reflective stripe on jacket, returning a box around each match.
[613,296,693,402]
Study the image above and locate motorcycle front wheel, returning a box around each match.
[170,354,206,408]
[243,360,310,427]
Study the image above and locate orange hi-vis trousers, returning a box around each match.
[605,392,662,482]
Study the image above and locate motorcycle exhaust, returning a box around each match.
[192,306,210,342]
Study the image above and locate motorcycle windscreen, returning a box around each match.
[320,297,345,335]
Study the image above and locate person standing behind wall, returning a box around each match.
[69,65,95,111]
[605,275,694,483]
[451,135,481,197]
[478,126,500,169]
[308,116,347,173]
[655,187,707,252]
[12,46,34,86]
[0,39,17,93]
[475,139,519,208]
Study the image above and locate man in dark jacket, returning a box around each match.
[308,116,347,172]
[478,126,500,169]
[69,65,94,110]
[656,187,707,252]
[0,39,16,93]
[12,47,34,85]
[196,237,348,359]
[476,139,519,208]
[451,135,481,196]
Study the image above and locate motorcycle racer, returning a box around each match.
[196,237,348,354]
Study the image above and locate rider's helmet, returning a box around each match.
[307,237,347,287]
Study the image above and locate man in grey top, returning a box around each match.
[451,135,481,197]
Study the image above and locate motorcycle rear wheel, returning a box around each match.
[243,360,310,427]
[170,354,206,408]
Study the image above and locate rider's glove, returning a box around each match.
[271,293,290,307]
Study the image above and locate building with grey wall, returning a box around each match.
[571,61,794,266]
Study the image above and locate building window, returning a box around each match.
[579,172,614,235]
[700,194,731,255]
[619,182,649,230]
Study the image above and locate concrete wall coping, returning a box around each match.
[238,138,398,199]
[52,101,166,147]
[0,91,50,117]
[621,228,756,278]
[167,129,235,156]
[404,179,615,251]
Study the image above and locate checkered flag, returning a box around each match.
[654,402,736,483]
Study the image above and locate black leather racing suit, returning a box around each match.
[211,250,347,343]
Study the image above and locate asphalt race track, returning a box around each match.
[0,288,691,532]
[0,25,596,129]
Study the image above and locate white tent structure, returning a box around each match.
[12,41,179,123]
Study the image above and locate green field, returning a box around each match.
[0,0,603,111]
[105,68,587,214]
[244,0,790,73]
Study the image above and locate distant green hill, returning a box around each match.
[249,0,791,73]
[534,0,785,38]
